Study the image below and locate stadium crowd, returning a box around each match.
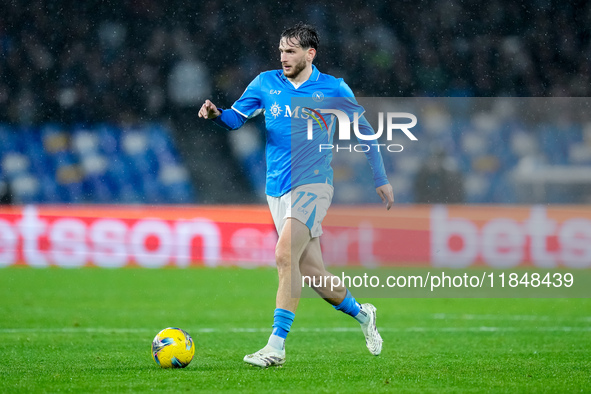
[1,0,590,204]
[1,0,590,125]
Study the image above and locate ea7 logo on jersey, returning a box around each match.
[270,90,281,95]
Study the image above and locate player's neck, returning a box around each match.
[287,65,313,85]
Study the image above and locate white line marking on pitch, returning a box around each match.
[0,326,590,335]
[431,313,591,322]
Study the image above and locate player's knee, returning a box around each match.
[275,248,290,271]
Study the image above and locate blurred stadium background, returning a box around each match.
[1,0,591,206]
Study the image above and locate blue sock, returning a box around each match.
[334,289,368,323]
[268,308,295,350]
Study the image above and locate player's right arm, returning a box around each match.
[198,99,247,130]
[199,74,264,130]
[198,100,220,119]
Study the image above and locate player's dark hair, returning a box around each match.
[281,22,319,51]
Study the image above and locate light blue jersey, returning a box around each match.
[212,65,388,197]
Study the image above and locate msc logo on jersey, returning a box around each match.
[270,102,282,118]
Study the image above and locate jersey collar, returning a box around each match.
[310,64,320,81]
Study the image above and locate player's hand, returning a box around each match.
[198,100,221,119]
[376,183,394,210]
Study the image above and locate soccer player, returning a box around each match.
[199,23,394,367]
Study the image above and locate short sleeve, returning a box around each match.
[231,74,264,119]
[337,79,366,116]
[338,79,355,98]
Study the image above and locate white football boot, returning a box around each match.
[360,303,383,355]
[243,344,286,367]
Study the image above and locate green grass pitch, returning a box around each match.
[0,267,590,393]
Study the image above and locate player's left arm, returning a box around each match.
[338,81,394,210]
[376,183,394,210]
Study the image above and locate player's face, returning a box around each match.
[279,37,310,78]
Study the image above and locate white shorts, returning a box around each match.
[267,183,334,238]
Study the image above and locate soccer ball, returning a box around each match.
[151,327,195,368]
